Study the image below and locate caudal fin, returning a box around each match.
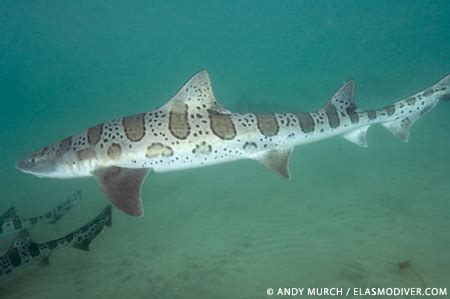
[381,74,450,141]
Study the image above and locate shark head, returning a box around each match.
[17,128,105,179]
[16,144,62,178]
[15,136,83,179]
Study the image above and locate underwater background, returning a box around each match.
[1,0,450,298]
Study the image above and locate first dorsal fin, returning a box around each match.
[1,207,17,220]
[324,80,356,110]
[165,70,229,113]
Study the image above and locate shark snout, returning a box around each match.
[15,157,45,177]
[15,148,59,178]
[16,157,32,172]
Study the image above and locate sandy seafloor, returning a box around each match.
[1,1,450,298]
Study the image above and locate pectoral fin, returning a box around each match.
[94,167,150,217]
[254,148,293,179]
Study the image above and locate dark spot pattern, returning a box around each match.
[169,103,190,139]
[12,219,22,230]
[107,143,122,160]
[324,104,340,128]
[423,89,434,97]
[384,105,396,116]
[243,142,257,151]
[87,124,103,145]
[56,137,72,157]
[367,110,377,120]
[295,113,315,133]
[192,142,212,155]
[406,97,416,106]
[123,113,146,142]
[208,110,236,140]
[76,148,97,161]
[146,143,174,158]
[8,248,21,267]
[28,243,40,258]
[346,107,359,124]
[256,114,279,137]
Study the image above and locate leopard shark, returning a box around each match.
[0,206,111,280]
[0,190,80,238]
[16,71,450,217]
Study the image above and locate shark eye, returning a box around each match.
[31,158,36,163]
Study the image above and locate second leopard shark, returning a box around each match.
[0,191,80,238]
[16,71,450,216]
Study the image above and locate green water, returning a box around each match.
[1,1,450,298]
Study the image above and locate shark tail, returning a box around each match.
[46,190,81,224]
[381,74,450,142]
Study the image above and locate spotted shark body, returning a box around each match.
[16,71,450,216]
[0,206,111,280]
[0,191,80,238]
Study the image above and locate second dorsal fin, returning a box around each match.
[324,80,357,110]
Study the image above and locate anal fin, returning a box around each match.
[94,167,150,217]
[382,117,416,142]
[343,125,370,147]
[254,148,293,179]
